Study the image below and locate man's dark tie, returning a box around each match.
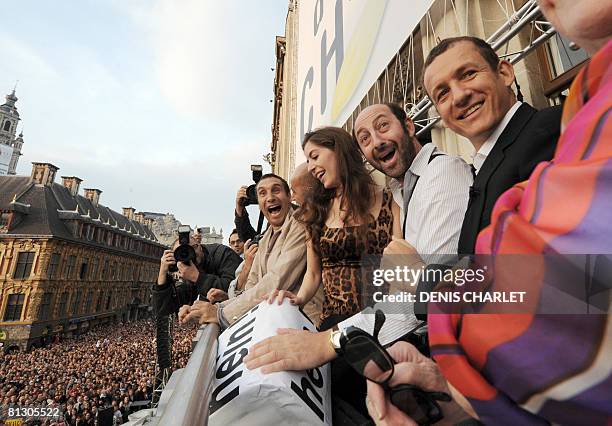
[469,164,479,198]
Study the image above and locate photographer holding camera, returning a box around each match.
[234,165,264,243]
[152,227,242,317]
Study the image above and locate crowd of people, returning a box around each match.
[0,319,198,425]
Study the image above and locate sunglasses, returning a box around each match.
[340,310,451,425]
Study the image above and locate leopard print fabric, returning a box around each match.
[319,188,394,322]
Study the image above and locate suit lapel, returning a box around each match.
[459,103,537,254]
[475,103,537,189]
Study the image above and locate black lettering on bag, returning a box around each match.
[290,374,324,421]
[216,348,248,380]
[307,366,323,387]
[223,316,256,357]
[209,371,242,415]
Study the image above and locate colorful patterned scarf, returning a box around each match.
[429,40,612,425]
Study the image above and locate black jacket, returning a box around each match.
[151,243,242,316]
[235,209,258,242]
[458,103,562,255]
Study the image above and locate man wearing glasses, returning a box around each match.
[151,235,241,317]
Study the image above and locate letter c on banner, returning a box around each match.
[300,67,315,143]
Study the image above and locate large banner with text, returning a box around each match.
[296,0,433,162]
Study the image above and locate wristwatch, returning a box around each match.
[329,328,345,355]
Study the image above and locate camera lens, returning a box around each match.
[241,184,259,207]
[174,245,196,263]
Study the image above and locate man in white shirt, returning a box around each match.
[422,36,562,254]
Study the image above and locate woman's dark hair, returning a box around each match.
[296,126,376,254]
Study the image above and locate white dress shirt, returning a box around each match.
[472,101,522,174]
[338,143,473,344]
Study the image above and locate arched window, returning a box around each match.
[2,121,11,131]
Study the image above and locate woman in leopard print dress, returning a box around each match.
[288,126,402,331]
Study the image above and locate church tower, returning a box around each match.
[0,89,23,175]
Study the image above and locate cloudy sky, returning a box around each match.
[1,0,287,241]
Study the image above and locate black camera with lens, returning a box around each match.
[241,164,263,207]
[168,225,196,273]
[250,233,264,245]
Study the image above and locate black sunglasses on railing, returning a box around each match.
[339,310,451,425]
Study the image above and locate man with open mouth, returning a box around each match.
[423,36,562,255]
[179,173,323,328]
[353,102,473,265]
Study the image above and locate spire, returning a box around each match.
[5,89,18,106]
[1,87,19,117]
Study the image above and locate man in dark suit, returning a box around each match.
[423,36,562,254]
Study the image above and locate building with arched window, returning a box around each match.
[0,162,166,351]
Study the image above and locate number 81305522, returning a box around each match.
[1,405,63,420]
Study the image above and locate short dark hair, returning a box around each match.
[351,102,409,145]
[229,229,239,239]
[423,36,500,87]
[384,103,409,133]
[256,173,290,195]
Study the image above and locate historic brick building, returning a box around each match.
[0,162,166,351]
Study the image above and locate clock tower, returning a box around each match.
[0,89,24,175]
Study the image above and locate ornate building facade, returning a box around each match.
[269,0,299,179]
[0,89,25,175]
[198,226,223,244]
[139,211,223,246]
[0,162,165,351]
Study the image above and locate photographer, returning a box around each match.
[151,234,241,317]
[234,186,258,242]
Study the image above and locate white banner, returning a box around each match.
[209,301,332,425]
[296,0,434,163]
[0,144,12,175]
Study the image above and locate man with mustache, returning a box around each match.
[423,36,562,255]
[352,102,472,262]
